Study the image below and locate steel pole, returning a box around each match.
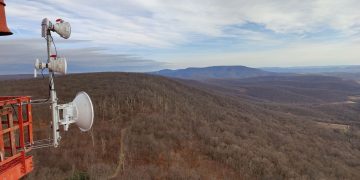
[47,32,60,147]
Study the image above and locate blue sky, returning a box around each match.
[1,0,360,74]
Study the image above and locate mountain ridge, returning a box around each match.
[150,65,276,80]
[262,65,360,74]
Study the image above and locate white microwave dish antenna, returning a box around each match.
[58,92,94,132]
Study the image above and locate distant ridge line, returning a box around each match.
[149,65,276,80]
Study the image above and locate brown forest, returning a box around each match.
[0,73,360,179]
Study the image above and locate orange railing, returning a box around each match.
[0,96,33,179]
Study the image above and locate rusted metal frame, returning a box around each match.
[11,121,30,125]
[0,107,12,116]
[3,111,10,159]
[7,113,16,156]
[0,157,23,174]
[16,99,27,173]
[26,97,33,145]
[5,145,31,150]
[0,153,21,169]
[0,96,29,100]
[0,96,33,177]
[0,96,28,107]
[0,99,18,107]
[3,110,11,158]
[1,127,15,134]
[0,96,21,100]
[1,122,29,135]
[17,99,25,149]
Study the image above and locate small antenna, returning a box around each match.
[34,18,94,148]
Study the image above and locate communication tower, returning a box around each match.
[0,1,94,179]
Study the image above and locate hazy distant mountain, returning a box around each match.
[262,65,360,74]
[0,74,34,81]
[150,66,275,79]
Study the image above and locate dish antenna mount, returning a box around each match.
[34,18,94,147]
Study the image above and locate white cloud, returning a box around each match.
[6,0,360,47]
[0,39,165,74]
[2,0,360,71]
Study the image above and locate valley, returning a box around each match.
[1,72,359,179]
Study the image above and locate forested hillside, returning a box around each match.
[0,73,359,179]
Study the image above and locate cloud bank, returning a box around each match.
[0,39,164,74]
[1,0,359,73]
[7,0,360,46]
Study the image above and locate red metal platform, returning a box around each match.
[0,96,33,180]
